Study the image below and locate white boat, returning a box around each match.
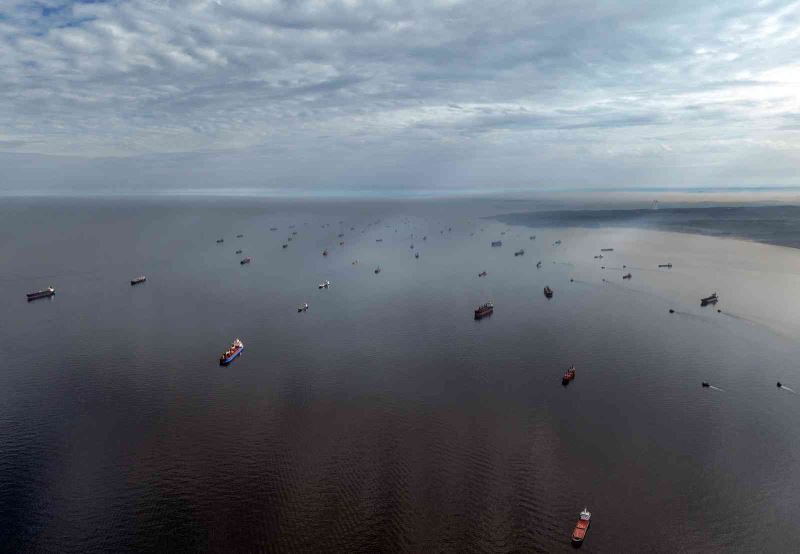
[318,280,331,289]
[298,303,309,312]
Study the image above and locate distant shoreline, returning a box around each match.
[493,205,800,250]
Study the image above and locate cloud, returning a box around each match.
[1,0,800,193]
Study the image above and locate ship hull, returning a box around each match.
[474,309,493,319]
[27,291,55,301]
[220,347,244,366]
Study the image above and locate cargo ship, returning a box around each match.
[216,238,224,243]
[27,287,55,301]
[623,273,632,279]
[236,234,243,238]
[478,271,487,277]
[544,286,553,298]
[130,276,146,286]
[601,248,614,252]
[562,365,576,384]
[491,240,502,247]
[701,292,718,306]
[514,249,525,256]
[571,508,591,544]
[658,263,673,268]
[474,302,494,319]
[235,249,242,254]
[219,339,244,365]
[240,257,251,265]
[298,303,309,312]
[318,280,331,289]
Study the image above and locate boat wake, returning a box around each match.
[709,385,724,392]
[779,385,796,394]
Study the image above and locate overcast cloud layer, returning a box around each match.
[2,0,800,194]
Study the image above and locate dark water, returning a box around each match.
[2,196,800,553]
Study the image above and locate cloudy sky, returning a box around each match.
[2,0,800,194]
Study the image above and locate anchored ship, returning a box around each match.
[474,302,494,319]
[478,271,487,277]
[298,303,309,312]
[562,365,576,384]
[544,286,553,298]
[571,508,591,544]
[623,273,632,279]
[27,287,55,301]
[701,292,718,306]
[601,248,614,252]
[318,280,331,289]
[240,257,251,265]
[514,249,525,256]
[491,240,502,247]
[219,339,244,366]
[130,276,146,286]
[658,263,673,268]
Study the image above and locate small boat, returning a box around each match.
[282,244,288,249]
[500,231,506,235]
[530,235,536,240]
[270,227,278,231]
[352,260,358,265]
[339,241,345,246]
[514,249,525,256]
[415,252,419,259]
[374,266,381,274]
[593,255,603,259]
[240,257,251,265]
[318,280,331,289]
[562,365,576,384]
[298,303,309,312]
[491,240,502,247]
[338,233,344,238]
[292,231,298,235]
[702,382,710,387]
[544,286,553,298]
[422,236,427,241]
[235,249,242,254]
[536,261,542,268]
[376,239,383,242]
[474,302,494,319]
[623,273,632,279]
[601,248,613,252]
[322,249,328,256]
[658,263,673,268]
[219,338,244,366]
[130,276,146,286]
[553,240,561,246]
[287,237,293,242]
[478,271,487,277]
[571,508,591,544]
[236,234,243,238]
[701,292,718,306]
[27,286,55,301]
[778,382,783,388]
[410,244,414,249]
[216,238,224,243]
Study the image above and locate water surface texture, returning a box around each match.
[2,197,800,553]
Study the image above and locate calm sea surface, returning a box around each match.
[2,196,800,552]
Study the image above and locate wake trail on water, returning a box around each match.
[709,385,724,392]
[779,385,796,394]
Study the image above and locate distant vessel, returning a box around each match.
[292,231,298,235]
[236,234,243,238]
[235,249,242,254]
[478,271,487,277]
[701,292,718,306]
[594,255,603,259]
[530,235,536,240]
[270,227,278,231]
[376,239,383,242]
[410,244,414,249]
[474,302,494,319]
[338,233,344,238]
[298,303,309,312]
[571,508,591,544]
[623,273,632,279]
[562,365,576,384]
[322,249,328,256]
[318,280,331,289]
[601,248,613,252]
[219,338,244,366]
[415,252,419,259]
[374,266,381,274]
[658,263,673,268]
[27,286,55,301]
[216,238,224,243]
[702,382,710,387]
[514,249,525,256]
[553,240,562,246]
[130,276,146,286]
[491,240,502,247]
[282,244,288,249]
[240,257,251,265]
[544,286,553,298]
[536,261,542,268]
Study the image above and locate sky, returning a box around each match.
[1,0,800,195]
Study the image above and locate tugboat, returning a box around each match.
[658,263,673,268]
[701,292,718,306]
[27,286,55,301]
[474,302,494,319]
[544,286,553,298]
[318,280,331,289]
[622,273,632,279]
[219,338,244,366]
[562,365,576,384]
[514,249,525,256]
[240,257,251,265]
[571,508,591,544]
[491,240,502,247]
[478,271,487,277]
[130,276,147,286]
[374,266,382,274]
[702,382,710,387]
[298,303,309,312]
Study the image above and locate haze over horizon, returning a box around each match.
[3,0,800,194]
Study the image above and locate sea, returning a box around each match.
[2,194,800,552]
